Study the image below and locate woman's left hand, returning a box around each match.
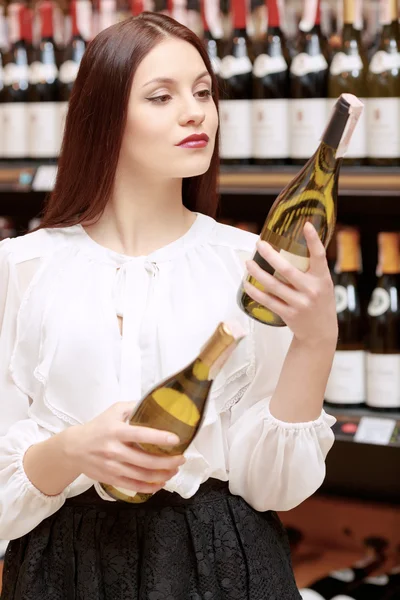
[244,222,338,346]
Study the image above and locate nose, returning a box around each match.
[178,96,206,128]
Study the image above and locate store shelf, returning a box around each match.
[1,162,400,197]
[219,164,400,197]
[326,405,400,448]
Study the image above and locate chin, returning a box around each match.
[174,155,214,179]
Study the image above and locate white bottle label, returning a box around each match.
[369,50,400,74]
[3,103,29,158]
[367,98,400,158]
[278,249,309,273]
[368,287,390,316]
[220,55,252,79]
[289,98,327,159]
[299,589,326,600]
[367,353,400,408]
[252,99,289,158]
[59,60,80,84]
[334,285,348,313]
[327,97,367,158]
[29,61,58,85]
[219,99,252,159]
[28,102,61,158]
[329,568,356,583]
[3,63,29,85]
[290,52,328,77]
[253,53,288,78]
[330,52,363,76]
[325,350,366,404]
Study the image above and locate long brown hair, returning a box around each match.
[39,12,220,229]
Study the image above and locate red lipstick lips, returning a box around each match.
[176,133,209,148]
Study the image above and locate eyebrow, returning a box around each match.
[142,70,211,88]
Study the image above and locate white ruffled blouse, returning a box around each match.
[0,213,335,541]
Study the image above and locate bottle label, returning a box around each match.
[369,50,399,74]
[329,568,356,582]
[252,99,289,158]
[29,61,58,85]
[364,574,390,585]
[219,99,252,159]
[3,62,29,85]
[289,98,327,159]
[220,55,252,79]
[290,52,328,77]
[334,285,348,313]
[327,97,367,158]
[325,350,366,403]
[367,353,400,408]
[330,52,364,76]
[3,103,29,158]
[28,102,62,158]
[253,53,288,77]
[368,287,391,316]
[59,60,80,84]
[367,98,400,158]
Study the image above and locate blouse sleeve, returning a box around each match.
[0,240,70,541]
[227,322,336,512]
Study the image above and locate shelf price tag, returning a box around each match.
[354,417,397,446]
[32,165,58,191]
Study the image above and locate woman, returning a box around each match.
[0,12,338,600]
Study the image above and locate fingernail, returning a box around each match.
[167,434,180,444]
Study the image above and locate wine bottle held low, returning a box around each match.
[366,232,400,410]
[100,320,246,503]
[238,93,364,327]
[325,227,366,407]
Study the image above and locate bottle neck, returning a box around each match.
[321,94,364,159]
[194,322,245,382]
[335,229,361,273]
[8,3,23,45]
[377,233,400,276]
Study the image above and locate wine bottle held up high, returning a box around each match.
[238,93,364,327]
[100,321,246,503]
[328,0,367,165]
[2,2,30,159]
[219,0,253,165]
[28,0,60,160]
[367,0,400,167]
[289,0,329,165]
[366,232,400,411]
[252,0,290,165]
[325,227,366,407]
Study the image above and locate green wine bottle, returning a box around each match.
[101,321,246,503]
[238,93,364,327]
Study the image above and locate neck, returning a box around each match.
[83,161,196,257]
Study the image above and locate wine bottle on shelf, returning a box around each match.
[366,232,400,411]
[325,227,366,408]
[219,0,253,165]
[100,321,246,503]
[331,566,400,600]
[289,0,329,166]
[238,93,364,327]
[58,0,89,150]
[367,0,400,167]
[200,0,223,76]
[28,0,60,160]
[328,0,367,165]
[252,0,290,165]
[300,536,388,600]
[2,2,30,159]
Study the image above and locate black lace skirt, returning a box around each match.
[2,478,301,600]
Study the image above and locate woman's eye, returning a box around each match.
[148,95,171,104]
[196,89,212,99]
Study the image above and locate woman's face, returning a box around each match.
[120,37,219,179]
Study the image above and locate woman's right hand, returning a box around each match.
[66,401,185,494]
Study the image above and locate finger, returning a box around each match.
[119,442,186,470]
[114,462,179,484]
[243,280,289,323]
[119,423,180,447]
[246,260,304,308]
[255,240,309,292]
[303,222,328,276]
